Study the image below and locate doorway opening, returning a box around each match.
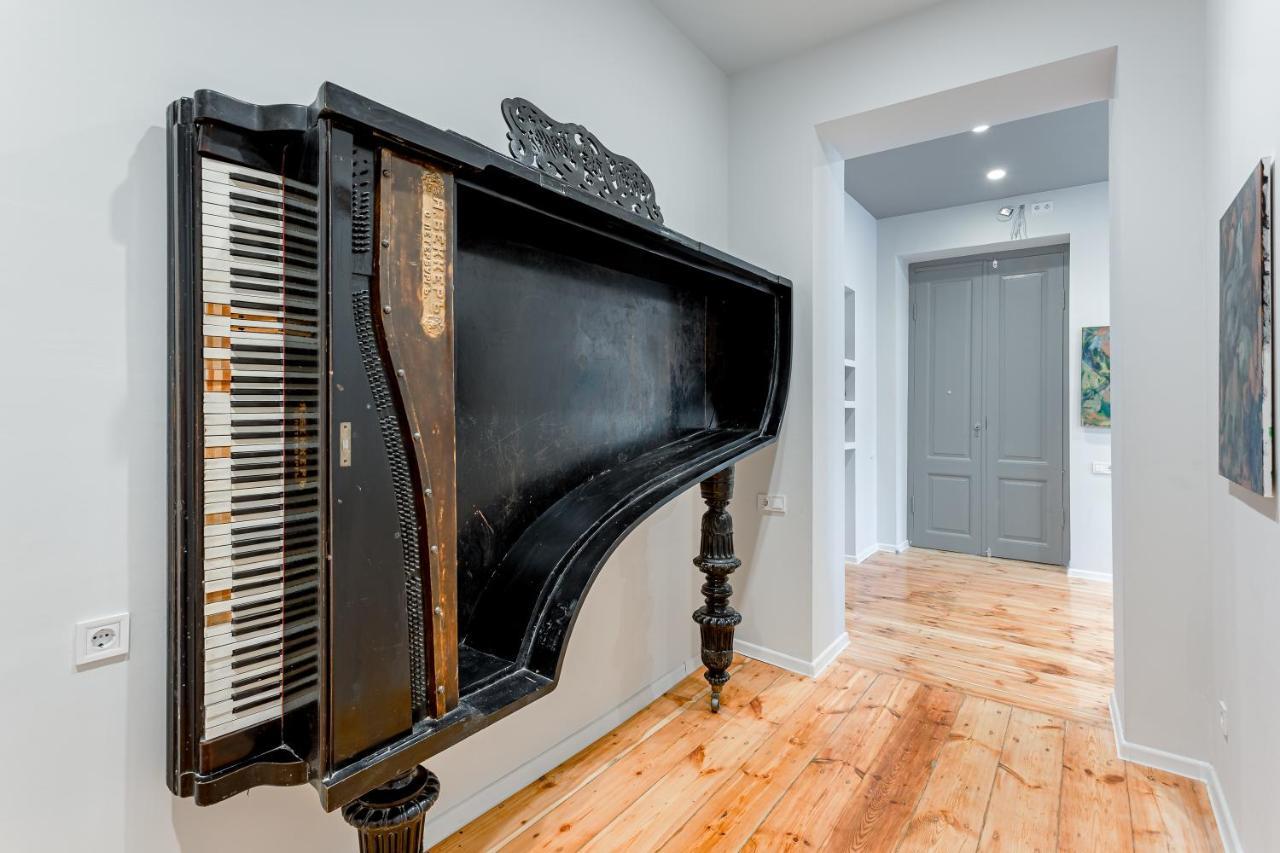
[832,85,1115,725]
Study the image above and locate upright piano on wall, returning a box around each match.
[166,83,791,850]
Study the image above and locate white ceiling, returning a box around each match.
[649,0,950,73]
[845,101,1110,218]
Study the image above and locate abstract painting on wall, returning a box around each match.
[1081,325,1111,427]
[1218,159,1273,497]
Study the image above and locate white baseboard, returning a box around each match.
[1110,692,1241,852]
[736,631,849,678]
[848,543,879,564]
[876,541,909,555]
[421,656,698,847]
[1067,567,1113,582]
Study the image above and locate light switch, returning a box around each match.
[1092,461,1111,475]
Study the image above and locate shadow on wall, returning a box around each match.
[111,125,352,852]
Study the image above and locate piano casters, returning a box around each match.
[341,766,440,853]
[692,466,743,713]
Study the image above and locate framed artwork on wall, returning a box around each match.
[1081,325,1111,428]
[1218,159,1273,498]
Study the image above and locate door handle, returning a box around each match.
[973,423,983,435]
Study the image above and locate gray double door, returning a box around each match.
[908,248,1068,565]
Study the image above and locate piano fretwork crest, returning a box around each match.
[167,84,791,849]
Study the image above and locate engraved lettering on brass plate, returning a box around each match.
[420,170,448,338]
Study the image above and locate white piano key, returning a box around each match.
[201,156,317,194]
[204,704,283,740]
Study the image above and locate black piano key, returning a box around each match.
[225,516,317,538]
[227,171,318,201]
[229,554,318,583]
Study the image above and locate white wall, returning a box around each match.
[0,2,731,850]
[843,195,879,561]
[726,0,1211,780]
[872,181,1113,576]
[1204,0,1280,847]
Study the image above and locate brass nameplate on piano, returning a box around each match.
[339,421,352,467]
[420,170,449,339]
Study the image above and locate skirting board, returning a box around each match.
[1067,567,1113,582]
[421,655,700,847]
[847,543,879,564]
[736,631,850,678]
[877,541,909,555]
[1110,692,1242,852]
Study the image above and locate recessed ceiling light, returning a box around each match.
[987,168,1007,181]
[972,124,990,134]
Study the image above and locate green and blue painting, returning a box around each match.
[1218,160,1273,497]
[1081,326,1111,428]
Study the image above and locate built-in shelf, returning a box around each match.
[844,442,857,451]
[843,359,855,368]
[844,282,856,292]
[844,401,856,409]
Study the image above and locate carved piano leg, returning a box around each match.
[692,466,743,713]
[341,766,440,853]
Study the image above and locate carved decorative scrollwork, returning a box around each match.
[693,467,742,713]
[501,97,663,224]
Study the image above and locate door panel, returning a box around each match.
[908,249,1068,566]
[909,262,984,554]
[983,253,1066,563]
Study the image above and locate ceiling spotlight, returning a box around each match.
[972,124,990,134]
[987,168,1007,181]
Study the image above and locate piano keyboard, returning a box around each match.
[200,156,322,741]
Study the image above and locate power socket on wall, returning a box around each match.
[757,494,787,514]
[75,613,130,667]
[1029,200,1054,216]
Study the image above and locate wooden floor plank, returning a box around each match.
[431,666,718,852]
[442,549,1223,853]
[582,670,820,850]
[978,707,1066,852]
[657,662,877,852]
[1128,764,1224,853]
[742,674,918,851]
[816,684,964,851]
[1059,721,1133,852]
[496,659,781,852]
[898,695,1011,852]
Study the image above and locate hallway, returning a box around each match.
[436,551,1221,851]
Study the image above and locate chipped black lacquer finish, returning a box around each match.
[166,83,792,842]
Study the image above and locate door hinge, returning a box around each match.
[992,259,998,270]
[910,496,915,516]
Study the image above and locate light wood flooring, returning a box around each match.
[435,549,1221,852]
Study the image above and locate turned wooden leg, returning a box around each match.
[692,466,742,713]
[341,766,440,853]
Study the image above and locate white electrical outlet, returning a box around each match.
[1092,461,1111,475]
[75,613,130,666]
[1029,201,1054,216]
[757,494,787,514]
[1219,700,1229,741]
